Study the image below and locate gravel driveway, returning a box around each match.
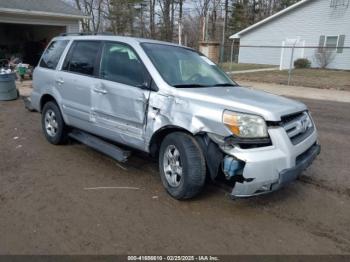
[0,97,349,255]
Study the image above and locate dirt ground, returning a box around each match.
[0,97,350,255]
[233,69,350,91]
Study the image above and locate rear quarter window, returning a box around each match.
[39,40,69,69]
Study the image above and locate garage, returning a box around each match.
[0,23,67,66]
[0,0,86,67]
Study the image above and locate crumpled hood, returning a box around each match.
[177,85,307,121]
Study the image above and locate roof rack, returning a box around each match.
[60,32,115,37]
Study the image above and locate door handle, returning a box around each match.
[56,79,64,85]
[93,88,108,94]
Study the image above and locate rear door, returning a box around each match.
[32,40,69,111]
[91,41,151,147]
[58,40,102,129]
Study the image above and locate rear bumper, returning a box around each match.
[221,126,320,198]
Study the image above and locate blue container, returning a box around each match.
[0,72,18,101]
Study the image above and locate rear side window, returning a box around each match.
[40,40,69,69]
[63,41,101,76]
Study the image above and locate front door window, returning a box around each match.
[100,42,148,87]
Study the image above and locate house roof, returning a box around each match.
[0,0,87,19]
[230,0,312,39]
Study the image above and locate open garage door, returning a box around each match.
[0,23,66,66]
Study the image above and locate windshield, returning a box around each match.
[141,43,237,88]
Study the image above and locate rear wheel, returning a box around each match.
[41,101,68,145]
[159,132,206,200]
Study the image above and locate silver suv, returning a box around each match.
[31,34,320,199]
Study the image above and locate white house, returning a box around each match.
[0,0,87,65]
[230,0,350,70]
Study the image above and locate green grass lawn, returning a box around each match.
[232,68,350,91]
[219,62,276,72]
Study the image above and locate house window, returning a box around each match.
[325,36,338,51]
[319,35,346,53]
[330,0,349,8]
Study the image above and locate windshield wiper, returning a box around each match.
[212,83,237,87]
[173,84,209,88]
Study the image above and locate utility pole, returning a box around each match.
[220,1,228,63]
[201,16,206,42]
[220,11,226,63]
[288,40,298,85]
[178,24,182,45]
[205,12,209,42]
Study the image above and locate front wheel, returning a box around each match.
[159,132,206,200]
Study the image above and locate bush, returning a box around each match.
[294,58,311,69]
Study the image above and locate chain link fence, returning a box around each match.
[218,42,350,89]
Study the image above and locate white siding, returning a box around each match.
[238,0,350,70]
[0,13,81,33]
[67,23,80,33]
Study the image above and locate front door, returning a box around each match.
[91,41,151,148]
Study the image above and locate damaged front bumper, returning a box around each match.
[221,127,320,198]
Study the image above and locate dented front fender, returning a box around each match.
[145,90,231,150]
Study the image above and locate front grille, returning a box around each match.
[281,111,314,145]
[281,112,304,123]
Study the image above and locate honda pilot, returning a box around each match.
[31,34,320,199]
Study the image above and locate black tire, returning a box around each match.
[41,101,68,145]
[159,132,206,200]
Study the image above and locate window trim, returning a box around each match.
[61,40,103,78]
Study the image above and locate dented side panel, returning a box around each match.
[91,80,149,138]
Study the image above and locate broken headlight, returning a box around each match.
[223,110,268,138]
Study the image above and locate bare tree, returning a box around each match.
[106,0,144,36]
[183,14,201,48]
[159,0,171,41]
[210,0,222,41]
[193,0,212,41]
[69,0,302,49]
[149,0,156,38]
[158,0,177,41]
[194,0,212,16]
[74,0,104,32]
[314,47,336,69]
[178,0,184,44]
